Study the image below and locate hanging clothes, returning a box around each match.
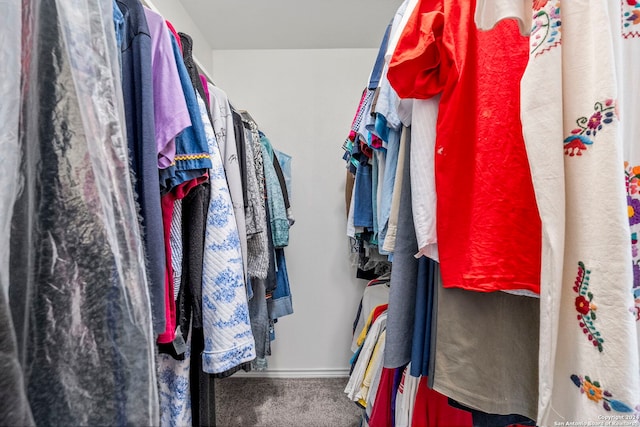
[242,114,270,280]
[383,130,419,369]
[208,84,249,280]
[144,8,189,170]
[156,29,212,345]
[386,0,542,295]
[0,1,34,424]
[410,97,440,261]
[117,0,168,335]
[267,248,294,320]
[198,92,256,374]
[10,0,158,424]
[495,0,640,423]
[614,0,640,383]
[430,274,539,420]
[260,134,290,248]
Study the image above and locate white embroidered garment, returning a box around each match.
[197,94,256,374]
[515,0,640,424]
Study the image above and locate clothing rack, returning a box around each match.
[135,2,218,425]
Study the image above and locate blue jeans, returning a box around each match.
[268,249,293,320]
[353,162,374,228]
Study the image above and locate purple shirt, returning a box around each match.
[143,7,191,169]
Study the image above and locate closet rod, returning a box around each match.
[140,0,216,85]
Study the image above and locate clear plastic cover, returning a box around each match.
[0,0,35,425]
[6,0,159,425]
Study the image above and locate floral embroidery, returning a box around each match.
[626,163,640,196]
[573,262,603,352]
[530,1,561,56]
[623,0,640,38]
[570,375,635,412]
[629,197,640,226]
[564,99,617,156]
[625,162,640,321]
[574,295,590,315]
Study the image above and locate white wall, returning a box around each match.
[212,48,377,376]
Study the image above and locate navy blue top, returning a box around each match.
[117,0,167,334]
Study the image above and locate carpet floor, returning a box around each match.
[214,377,363,427]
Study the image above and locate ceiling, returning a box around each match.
[179,0,403,50]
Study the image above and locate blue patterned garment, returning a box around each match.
[157,329,192,427]
[197,94,256,373]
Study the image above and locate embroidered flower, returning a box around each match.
[563,135,592,156]
[586,111,602,134]
[583,379,604,402]
[548,2,560,20]
[624,0,640,33]
[564,100,616,156]
[630,171,640,195]
[629,196,640,225]
[571,375,636,412]
[626,164,640,321]
[573,262,603,351]
[629,9,640,25]
[575,296,590,315]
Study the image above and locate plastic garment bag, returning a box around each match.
[6,0,158,425]
[0,0,35,425]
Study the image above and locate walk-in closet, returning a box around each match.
[2,1,639,426]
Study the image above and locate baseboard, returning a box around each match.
[231,368,350,378]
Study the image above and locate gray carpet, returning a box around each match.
[214,377,363,427]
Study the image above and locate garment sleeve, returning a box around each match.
[387,2,450,100]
